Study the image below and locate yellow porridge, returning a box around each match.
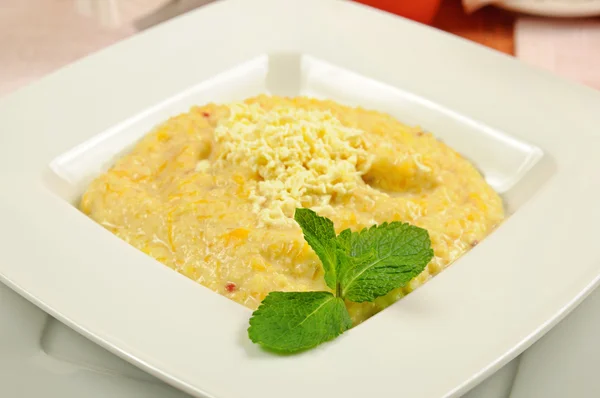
[80,95,504,325]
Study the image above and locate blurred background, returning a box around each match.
[1,0,599,97]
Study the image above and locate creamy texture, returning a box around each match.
[80,95,504,324]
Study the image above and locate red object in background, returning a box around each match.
[355,0,442,24]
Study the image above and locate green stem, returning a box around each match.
[335,282,342,298]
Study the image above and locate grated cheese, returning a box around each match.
[195,159,211,172]
[212,102,374,226]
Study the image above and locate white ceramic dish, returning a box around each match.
[0,282,520,398]
[0,283,188,398]
[1,0,600,397]
[498,0,600,17]
[510,285,600,398]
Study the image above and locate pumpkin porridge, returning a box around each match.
[80,95,504,324]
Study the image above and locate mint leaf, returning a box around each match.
[248,291,352,353]
[336,228,353,252]
[294,208,338,290]
[338,222,433,302]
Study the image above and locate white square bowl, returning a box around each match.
[1,1,599,397]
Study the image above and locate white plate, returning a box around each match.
[510,285,600,398]
[0,281,519,398]
[1,0,600,397]
[498,0,600,17]
[0,283,189,398]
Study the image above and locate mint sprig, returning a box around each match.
[247,209,433,353]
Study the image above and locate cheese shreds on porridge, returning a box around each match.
[214,102,374,227]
